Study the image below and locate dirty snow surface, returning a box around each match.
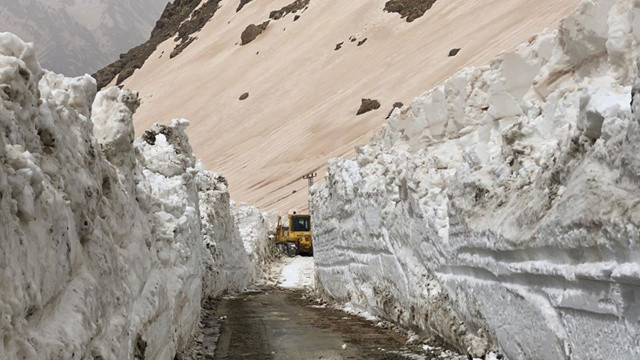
[0,32,257,359]
[311,0,640,359]
[275,256,316,290]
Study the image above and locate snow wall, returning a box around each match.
[310,0,640,359]
[0,32,264,359]
[232,202,275,283]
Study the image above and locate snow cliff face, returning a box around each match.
[197,171,253,298]
[232,202,274,282]
[311,0,640,358]
[0,32,252,359]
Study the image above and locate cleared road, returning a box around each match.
[212,290,441,360]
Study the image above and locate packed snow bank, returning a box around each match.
[0,32,252,359]
[277,256,316,290]
[232,202,275,282]
[197,170,252,298]
[311,1,640,358]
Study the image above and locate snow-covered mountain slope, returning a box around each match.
[0,0,169,75]
[310,0,640,358]
[0,32,263,359]
[101,0,580,212]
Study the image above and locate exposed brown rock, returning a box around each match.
[383,0,437,22]
[269,0,310,20]
[170,37,196,58]
[241,21,270,45]
[239,92,249,100]
[93,0,222,89]
[386,102,404,119]
[237,0,254,12]
[335,42,343,51]
[172,0,221,56]
[448,48,461,57]
[134,334,147,360]
[357,99,381,115]
[357,38,367,46]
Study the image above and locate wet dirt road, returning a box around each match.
[212,290,441,360]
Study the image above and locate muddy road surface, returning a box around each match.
[209,289,452,360]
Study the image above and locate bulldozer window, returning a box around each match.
[291,216,310,232]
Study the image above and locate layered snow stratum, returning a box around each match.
[0,32,259,359]
[311,0,640,358]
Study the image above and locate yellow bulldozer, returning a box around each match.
[274,212,313,256]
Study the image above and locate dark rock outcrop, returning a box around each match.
[357,99,381,115]
[269,0,310,20]
[171,0,221,57]
[449,48,461,57]
[93,0,222,89]
[237,0,254,12]
[241,21,270,45]
[386,102,404,118]
[383,0,437,22]
[170,37,196,58]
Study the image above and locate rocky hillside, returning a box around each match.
[95,0,581,212]
[0,0,169,75]
[311,0,640,358]
[0,32,268,359]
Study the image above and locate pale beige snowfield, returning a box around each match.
[122,0,580,212]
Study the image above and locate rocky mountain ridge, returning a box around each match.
[0,0,169,75]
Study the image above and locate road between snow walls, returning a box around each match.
[310,0,640,359]
[0,32,272,360]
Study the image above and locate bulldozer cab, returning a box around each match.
[290,215,310,232]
